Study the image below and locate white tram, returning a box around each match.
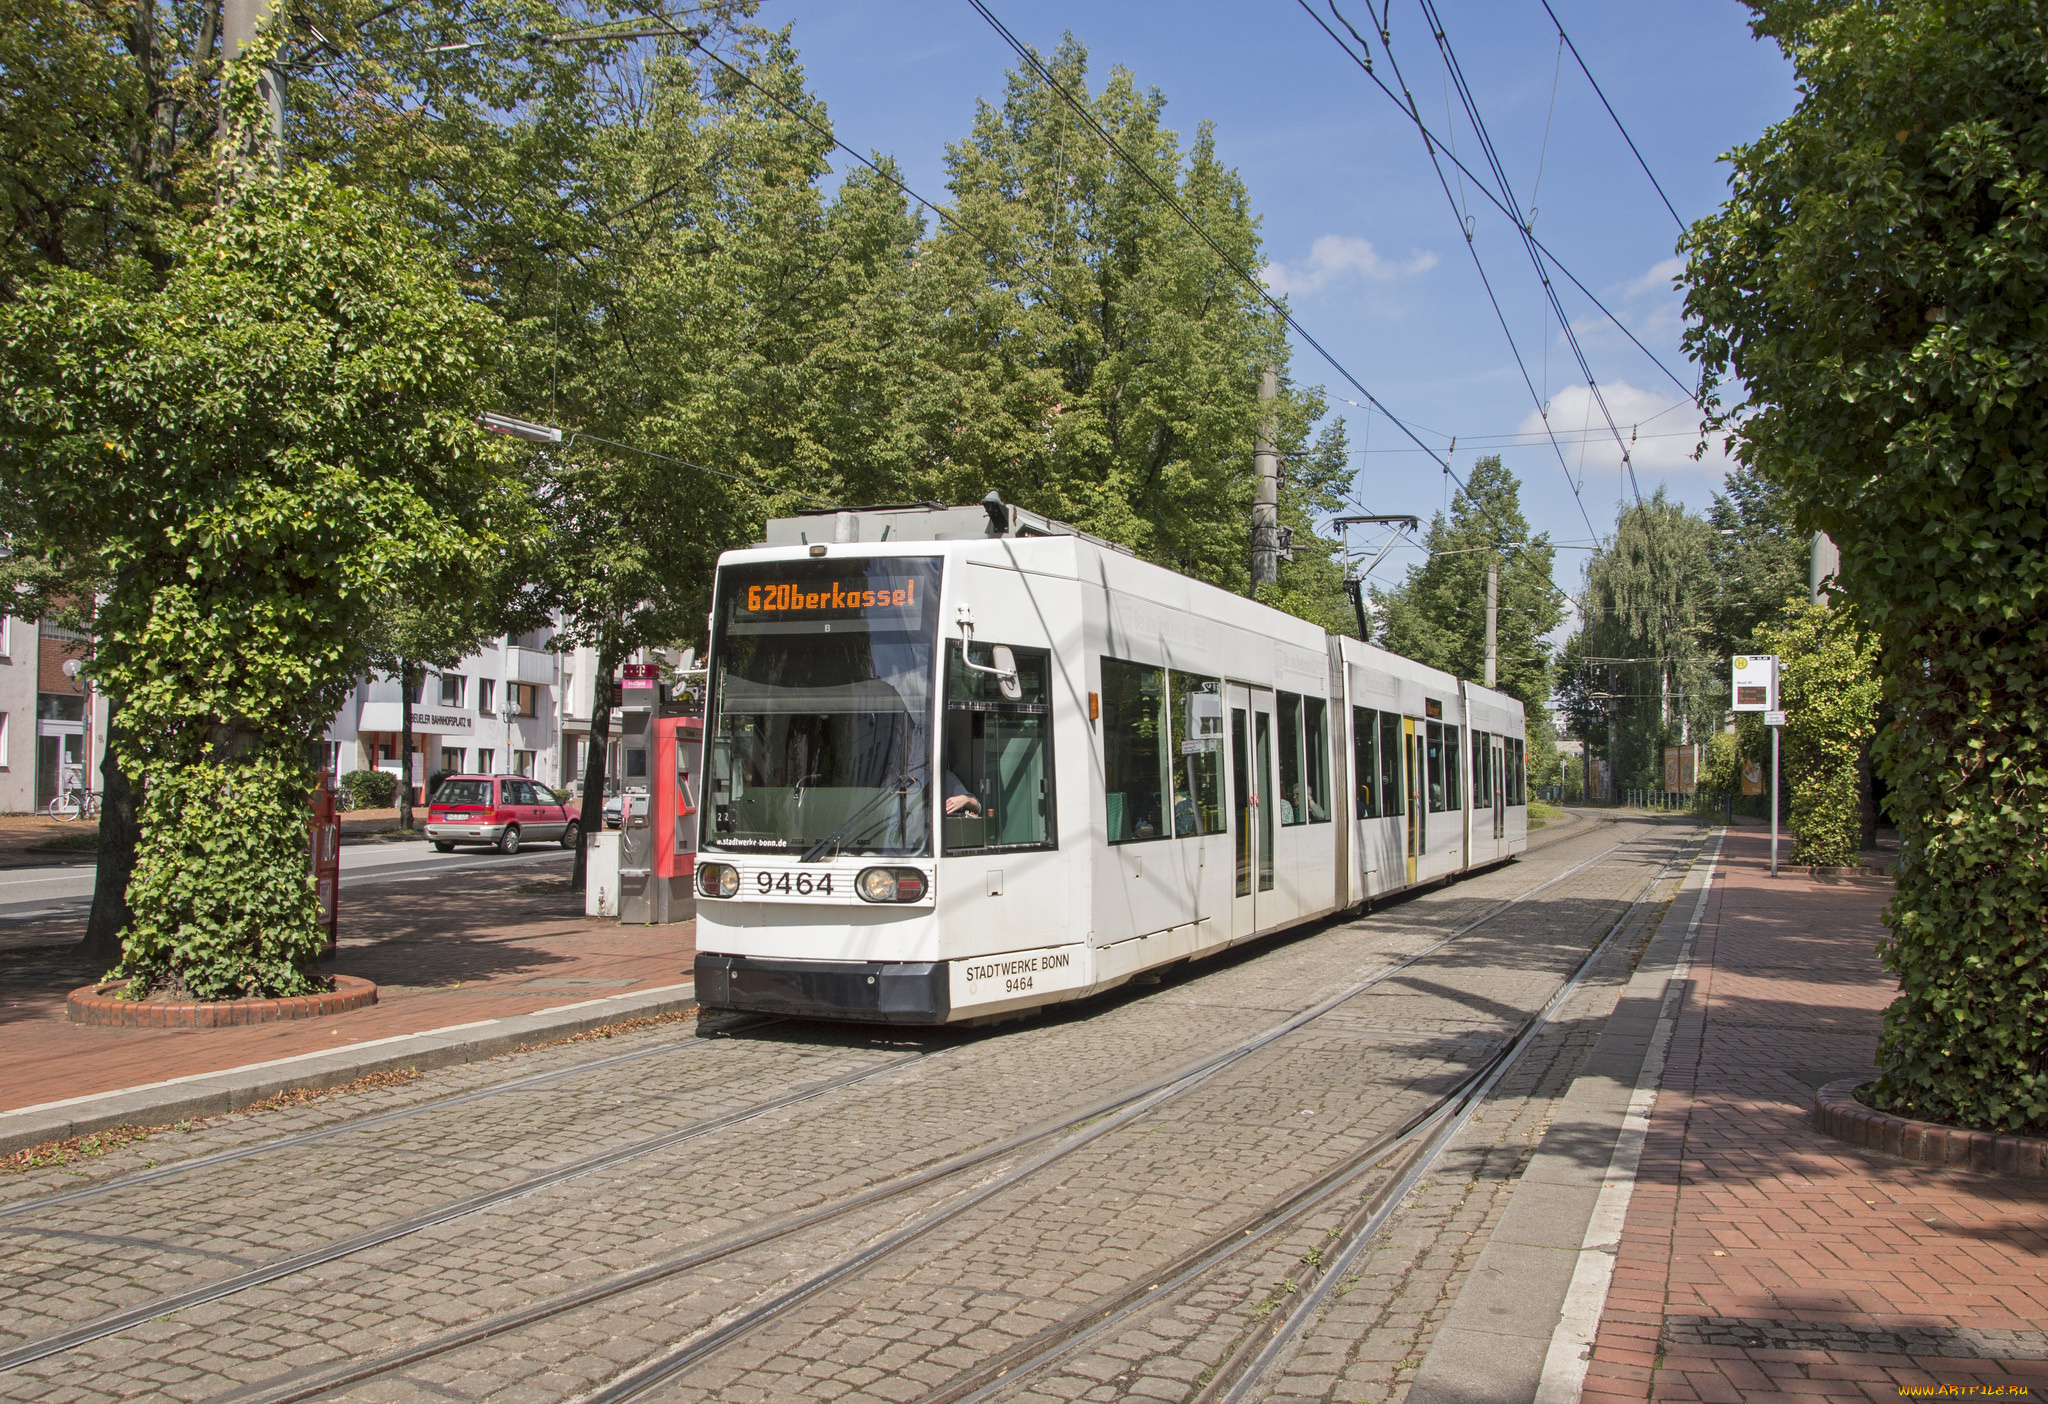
[691,499,1529,1025]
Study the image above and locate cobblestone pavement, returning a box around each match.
[0,814,1700,1404]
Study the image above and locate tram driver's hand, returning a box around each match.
[944,793,983,816]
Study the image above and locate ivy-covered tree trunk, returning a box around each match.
[1683,0,2048,1131]
[0,162,526,1002]
[81,698,138,963]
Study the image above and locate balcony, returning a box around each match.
[507,647,555,686]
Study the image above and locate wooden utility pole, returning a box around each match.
[1484,560,1498,688]
[1251,367,1279,590]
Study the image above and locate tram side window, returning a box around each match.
[1353,707,1379,818]
[942,642,1055,854]
[1444,724,1462,811]
[1101,657,1168,843]
[1304,697,1331,823]
[1473,730,1491,804]
[1425,721,1446,813]
[1276,692,1304,826]
[1380,711,1404,816]
[1168,672,1226,836]
[1509,736,1526,805]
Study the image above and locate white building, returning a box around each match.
[0,615,111,815]
[324,624,605,800]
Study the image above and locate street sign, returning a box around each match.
[1732,655,1776,711]
[1765,709,1787,728]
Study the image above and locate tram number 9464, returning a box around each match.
[755,872,834,896]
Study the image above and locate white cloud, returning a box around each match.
[1624,256,1686,299]
[1261,235,1438,295]
[1516,380,1734,480]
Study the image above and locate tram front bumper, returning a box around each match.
[694,954,950,1025]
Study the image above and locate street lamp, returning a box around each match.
[479,412,563,444]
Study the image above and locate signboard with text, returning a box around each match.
[1731,655,1776,712]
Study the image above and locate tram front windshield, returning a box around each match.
[702,556,941,859]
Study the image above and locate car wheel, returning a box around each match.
[433,841,455,853]
[498,825,521,855]
[560,820,582,851]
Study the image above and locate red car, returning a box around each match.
[424,775,582,855]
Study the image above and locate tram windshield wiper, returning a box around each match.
[798,772,919,862]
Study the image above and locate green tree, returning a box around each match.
[1756,600,1881,866]
[1683,0,2048,1131]
[913,38,1306,590]
[1558,490,1718,792]
[0,164,526,998]
[1705,466,1809,660]
[1372,456,1563,716]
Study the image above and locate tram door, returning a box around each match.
[1491,738,1507,840]
[1227,685,1277,939]
[1403,718,1423,885]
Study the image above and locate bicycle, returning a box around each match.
[48,787,102,821]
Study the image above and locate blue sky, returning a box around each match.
[759,0,1798,600]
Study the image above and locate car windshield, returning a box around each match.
[435,780,490,806]
[702,555,941,858]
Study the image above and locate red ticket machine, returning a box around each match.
[620,715,699,925]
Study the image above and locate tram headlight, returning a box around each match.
[698,862,740,898]
[856,866,928,903]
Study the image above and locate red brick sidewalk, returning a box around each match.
[0,868,695,1114]
[1583,829,2048,1402]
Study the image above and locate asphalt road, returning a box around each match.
[0,840,574,923]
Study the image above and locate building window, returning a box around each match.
[1101,657,1167,843]
[0,711,9,768]
[515,749,535,777]
[941,641,1055,855]
[478,678,497,715]
[442,747,467,774]
[36,693,84,723]
[1168,672,1225,837]
[1353,707,1379,818]
[439,673,466,707]
[476,748,495,774]
[1303,696,1331,823]
[502,682,541,717]
[0,616,11,660]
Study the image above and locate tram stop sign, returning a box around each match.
[1731,654,1776,712]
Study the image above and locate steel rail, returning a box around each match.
[0,1018,784,1223]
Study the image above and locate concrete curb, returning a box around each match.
[1814,1078,2048,1180]
[0,982,696,1157]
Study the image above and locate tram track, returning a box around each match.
[0,1018,787,1223]
[79,820,1700,1404]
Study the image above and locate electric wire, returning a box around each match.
[1406,0,1642,505]
[1292,0,1698,408]
[961,0,1469,496]
[1537,0,1685,232]
[1318,0,1599,540]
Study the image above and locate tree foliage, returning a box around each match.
[1684,0,2048,1130]
[1755,600,1881,866]
[0,164,526,997]
[1372,456,1562,716]
[1557,490,1719,792]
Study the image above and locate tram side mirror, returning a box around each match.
[992,645,1021,701]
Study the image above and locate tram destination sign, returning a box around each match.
[741,573,922,619]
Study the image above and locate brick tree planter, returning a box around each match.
[1815,1078,2048,1180]
[66,975,377,1029]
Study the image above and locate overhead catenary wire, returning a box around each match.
[1405,0,1642,506]
[1293,0,1699,409]
[1537,0,1685,233]
[1318,0,1599,540]
[961,0,1471,500]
